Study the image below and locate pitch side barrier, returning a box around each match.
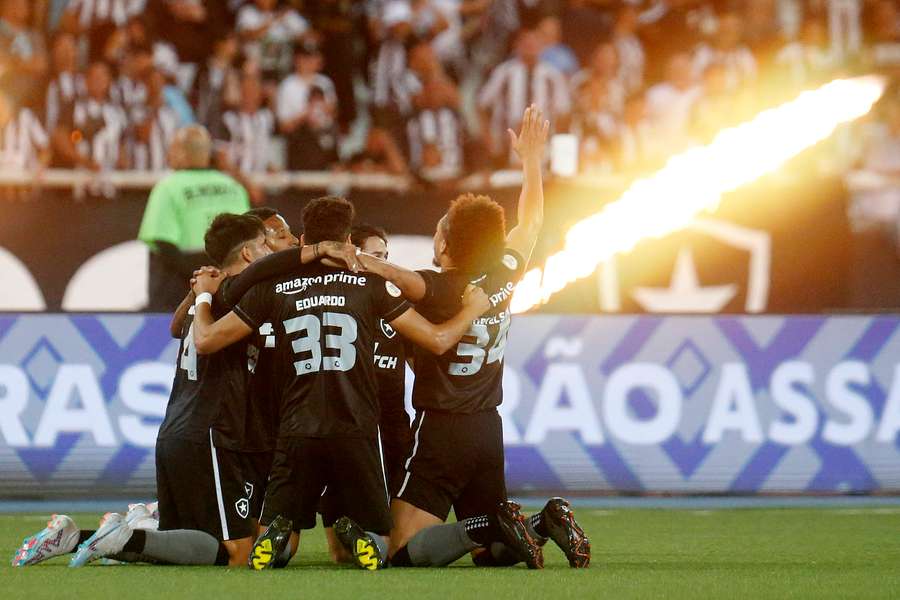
[0,313,898,499]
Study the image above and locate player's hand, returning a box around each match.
[317,241,362,273]
[192,266,220,279]
[192,270,222,296]
[508,104,549,164]
[461,284,490,313]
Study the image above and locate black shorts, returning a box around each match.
[320,420,411,522]
[395,409,507,521]
[261,436,391,535]
[155,433,255,541]
[240,451,274,521]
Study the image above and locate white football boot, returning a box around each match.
[11,514,80,567]
[124,503,159,531]
[70,512,133,567]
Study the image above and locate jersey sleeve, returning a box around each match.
[415,269,451,307]
[233,281,273,330]
[221,247,302,307]
[373,276,411,322]
[137,181,181,248]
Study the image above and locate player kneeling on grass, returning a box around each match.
[187,196,491,570]
[333,106,590,570]
[11,215,361,569]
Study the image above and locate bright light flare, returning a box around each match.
[511,76,886,314]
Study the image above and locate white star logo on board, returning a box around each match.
[632,248,737,313]
[597,218,771,313]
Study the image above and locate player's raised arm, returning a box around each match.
[505,104,550,263]
[388,284,490,355]
[357,253,428,303]
[191,271,254,354]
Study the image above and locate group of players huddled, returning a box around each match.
[12,106,589,571]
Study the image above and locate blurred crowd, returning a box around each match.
[0,0,899,187]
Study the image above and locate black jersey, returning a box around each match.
[374,318,407,414]
[235,263,410,439]
[411,248,527,414]
[157,277,256,450]
[242,318,279,452]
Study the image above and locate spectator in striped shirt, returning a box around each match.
[128,67,179,171]
[406,38,464,182]
[111,42,151,114]
[45,32,85,134]
[370,1,417,136]
[52,60,128,171]
[611,3,645,95]
[236,0,310,81]
[192,34,241,141]
[221,72,276,175]
[0,92,50,172]
[691,11,757,92]
[276,40,339,171]
[61,0,144,60]
[571,41,627,117]
[478,26,570,166]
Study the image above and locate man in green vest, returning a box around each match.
[138,125,251,311]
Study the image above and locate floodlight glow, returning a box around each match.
[511,76,886,314]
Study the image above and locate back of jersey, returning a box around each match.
[236,263,410,439]
[158,279,253,448]
[412,249,527,413]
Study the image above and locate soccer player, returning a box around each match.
[187,196,491,570]
[321,223,412,564]
[348,105,591,569]
[246,207,300,252]
[11,214,360,568]
[168,207,301,531]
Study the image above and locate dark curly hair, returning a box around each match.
[351,223,388,248]
[444,193,506,274]
[302,196,356,244]
[204,213,266,267]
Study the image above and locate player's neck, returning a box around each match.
[222,260,247,277]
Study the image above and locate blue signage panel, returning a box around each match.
[1,314,898,497]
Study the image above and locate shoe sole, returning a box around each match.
[498,506,544,569]
[352,537,382,571]
[249,538,276,570]
[335,518,383,571]
[547,500,591,568]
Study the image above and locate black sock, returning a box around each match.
[463,515,500,547]
[122,530,146,554]
[530,513,549,539]
[215,543,230,566]
[76,530,96,545]
[391,545,413,567]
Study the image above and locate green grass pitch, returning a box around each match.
[1,506,899,599]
